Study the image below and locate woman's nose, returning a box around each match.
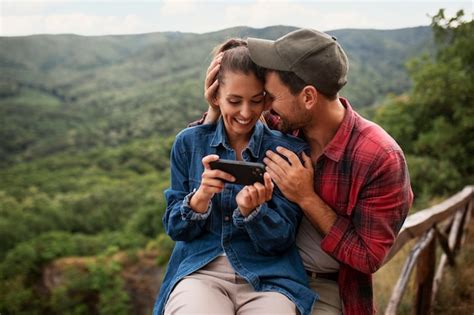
[240,104,252,118]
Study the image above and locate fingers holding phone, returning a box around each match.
[190,155,235,213]
[236,173,274,217]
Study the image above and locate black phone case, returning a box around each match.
[209,159,265,185]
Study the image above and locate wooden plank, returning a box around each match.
[434,225,456,266]
[431,208,467,305]
[459,198,473,247]
[432,254,448,307]
[385,229,435,315]
[413,232,436,315]
[384,186,473,264]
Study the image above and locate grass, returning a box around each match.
[432,216,474,314]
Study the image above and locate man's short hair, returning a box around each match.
[274,70,338,100]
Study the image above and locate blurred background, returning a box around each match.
[0,1,473,314]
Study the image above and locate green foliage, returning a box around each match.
[0,231,146,314]
[0,129,172,313]
[0,143,171,258]
[374,10,473,201]
[125,199,167,238]
[49,256,131,315]
[371,95,416,152]
[0,275,43,315]
[405,155,461,206]
[0,231,146,280]
[152,233,175,266]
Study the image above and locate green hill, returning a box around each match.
[0,25,432,166]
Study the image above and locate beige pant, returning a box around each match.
[309,277,342,315]
[165,256,298,315]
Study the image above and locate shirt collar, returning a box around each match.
[322,97,356,162]
[210,118,264,159]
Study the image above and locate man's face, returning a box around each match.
[264,71,308,133]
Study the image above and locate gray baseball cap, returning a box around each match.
[248,28,349,96]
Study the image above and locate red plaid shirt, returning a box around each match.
[268,98,412,314]
[191,98,413,314]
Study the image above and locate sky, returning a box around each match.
[1,0,472,37]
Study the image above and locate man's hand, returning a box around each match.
[191,154,235,213]
[265,147,337,235]
[236,173,274,217]
[203,53,223,124]
[264,147,314,205]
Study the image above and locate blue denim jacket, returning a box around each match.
[153,119,317,315]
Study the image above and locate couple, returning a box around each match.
[154,28,413,315]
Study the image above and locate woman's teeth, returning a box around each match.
[236,118,252,125]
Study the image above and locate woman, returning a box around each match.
[153,39,316,315]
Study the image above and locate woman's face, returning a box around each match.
[216,71,265,142]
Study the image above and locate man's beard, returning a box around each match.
[278,118,296,134]
[279,112,309,134]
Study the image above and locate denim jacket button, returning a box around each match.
[224,216,230,221]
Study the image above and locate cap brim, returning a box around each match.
[248,37,290,71]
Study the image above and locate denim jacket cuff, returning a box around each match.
[232,204,264,228]
[181,189,212,220]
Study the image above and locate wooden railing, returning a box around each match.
[384,186,473,315]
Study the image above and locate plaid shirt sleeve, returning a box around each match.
[321,149,413,274]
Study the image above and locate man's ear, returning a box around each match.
[301,85,318,110]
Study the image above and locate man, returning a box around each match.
[199,28,413,314]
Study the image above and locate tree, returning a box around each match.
[374,10,473,200]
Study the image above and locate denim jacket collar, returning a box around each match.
[210,118,264,159]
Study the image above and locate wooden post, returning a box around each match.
[432,208,464,304]
[434,225,456,266]
[413,231,436,315]
[460,198,472,246]
[385,229,435,315]
[384,186,473,315]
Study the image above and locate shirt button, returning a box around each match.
[224,216,230,221]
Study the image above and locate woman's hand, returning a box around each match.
[236,173,274,217]
[203,53,223,124]
[190,154,235,213]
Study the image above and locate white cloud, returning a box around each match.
[159,0,201,16]
[1,0,471,36]
[2,14,152,36]
[222,1,370,31]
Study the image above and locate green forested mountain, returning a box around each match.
[0,25,432,166]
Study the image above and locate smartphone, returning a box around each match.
[209,159,265,185]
